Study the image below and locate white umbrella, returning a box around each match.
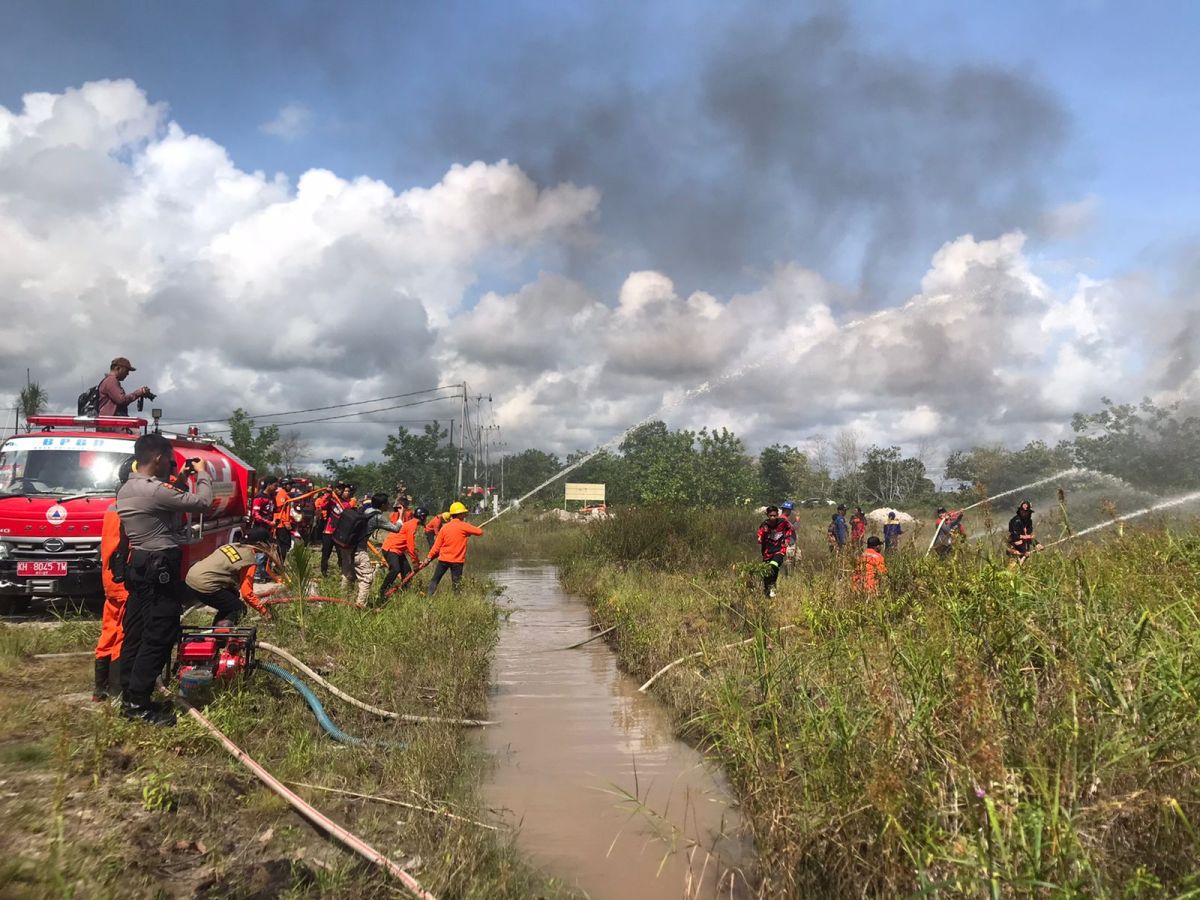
[866,508,916,526]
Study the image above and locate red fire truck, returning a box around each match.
[0,415,256,612]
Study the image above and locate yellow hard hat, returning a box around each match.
[449,501,469,516]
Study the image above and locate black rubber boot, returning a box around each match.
[108,656,122,697]
[121,696,176,726]
[93,657,111,701]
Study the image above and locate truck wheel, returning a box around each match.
[0,596,33,616]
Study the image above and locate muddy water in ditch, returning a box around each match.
[483,563,753,898]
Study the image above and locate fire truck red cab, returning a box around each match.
[0,415,256,611]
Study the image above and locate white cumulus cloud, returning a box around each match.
[0,79,1193,474]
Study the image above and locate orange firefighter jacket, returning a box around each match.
[273,486,291,531]
[852,547,887,592]
[382,517,421,562]
[427,518,483,564]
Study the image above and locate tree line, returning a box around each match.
[222,397,1200,511]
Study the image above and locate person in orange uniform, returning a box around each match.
[852,536,887,593]
[424,508,445,551]
[425,502,483,595]
[380,507,427,598]
[94,458,134,700]
[273,480,294,562]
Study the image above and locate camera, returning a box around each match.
[136,389,157,413]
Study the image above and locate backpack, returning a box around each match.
[77,380,101,417]
[332,506,370,549]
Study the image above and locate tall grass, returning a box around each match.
[559,507,1200,896]
[0,562,573,898]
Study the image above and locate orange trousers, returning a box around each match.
[95,581,128,660]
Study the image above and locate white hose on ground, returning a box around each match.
[32,650,93,660]
[175,695,436,900]
[256,641,497,727]
[638,625,797,693]
[558,624,617,650]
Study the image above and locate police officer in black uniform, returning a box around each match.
[116,433,213,725]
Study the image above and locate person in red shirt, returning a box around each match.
[850,507,867,547]
[426,503,483,595]
[380,507,427,598]
[756,505,795,598]
[93,458,134,700]
[250,476,278,581]
[852,536,887,593]
[319,482,354,576]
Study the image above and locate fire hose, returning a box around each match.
[258,661,368,746]
[382,559,429,599]
[257,641,496,727]
[174,694,436,900]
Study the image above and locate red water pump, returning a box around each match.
[174,625,257,697]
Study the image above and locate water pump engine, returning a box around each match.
[174,625,257,697]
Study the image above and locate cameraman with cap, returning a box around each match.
[99,357,153,417]
[117,434,213,725]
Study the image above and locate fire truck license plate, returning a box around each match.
[16,561,68,577]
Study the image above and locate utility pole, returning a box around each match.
[467,393,490,484]
[483,424,500,493]
[455,382,467,497]
[447,419,455,503]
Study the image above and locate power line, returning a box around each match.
[163,384,461,426]
[245,419,444,427]
[200,395,457,434]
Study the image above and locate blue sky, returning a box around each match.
[0,1,1196,463]
[4,0,1196,288]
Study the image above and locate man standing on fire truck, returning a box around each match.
[117,433,214,726]
[98,357,152,417]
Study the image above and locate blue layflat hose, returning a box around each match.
[259,660,363,746]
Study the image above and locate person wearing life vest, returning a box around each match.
[93,457,135,701]
[1007,500,1041,559]
[426,502,483,595]
[883,511,903,554]
[379,506,426,598]
[424,508,445,551]
[185,527,275,624]
[852,536,887,592]
[757,505,795,599]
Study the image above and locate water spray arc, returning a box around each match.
[1041,490,1200,549]
[957,469,1085,514]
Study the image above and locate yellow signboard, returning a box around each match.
[564,482,606,502]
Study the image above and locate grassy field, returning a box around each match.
[552,507,1200,897]
[0,543,572,899]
